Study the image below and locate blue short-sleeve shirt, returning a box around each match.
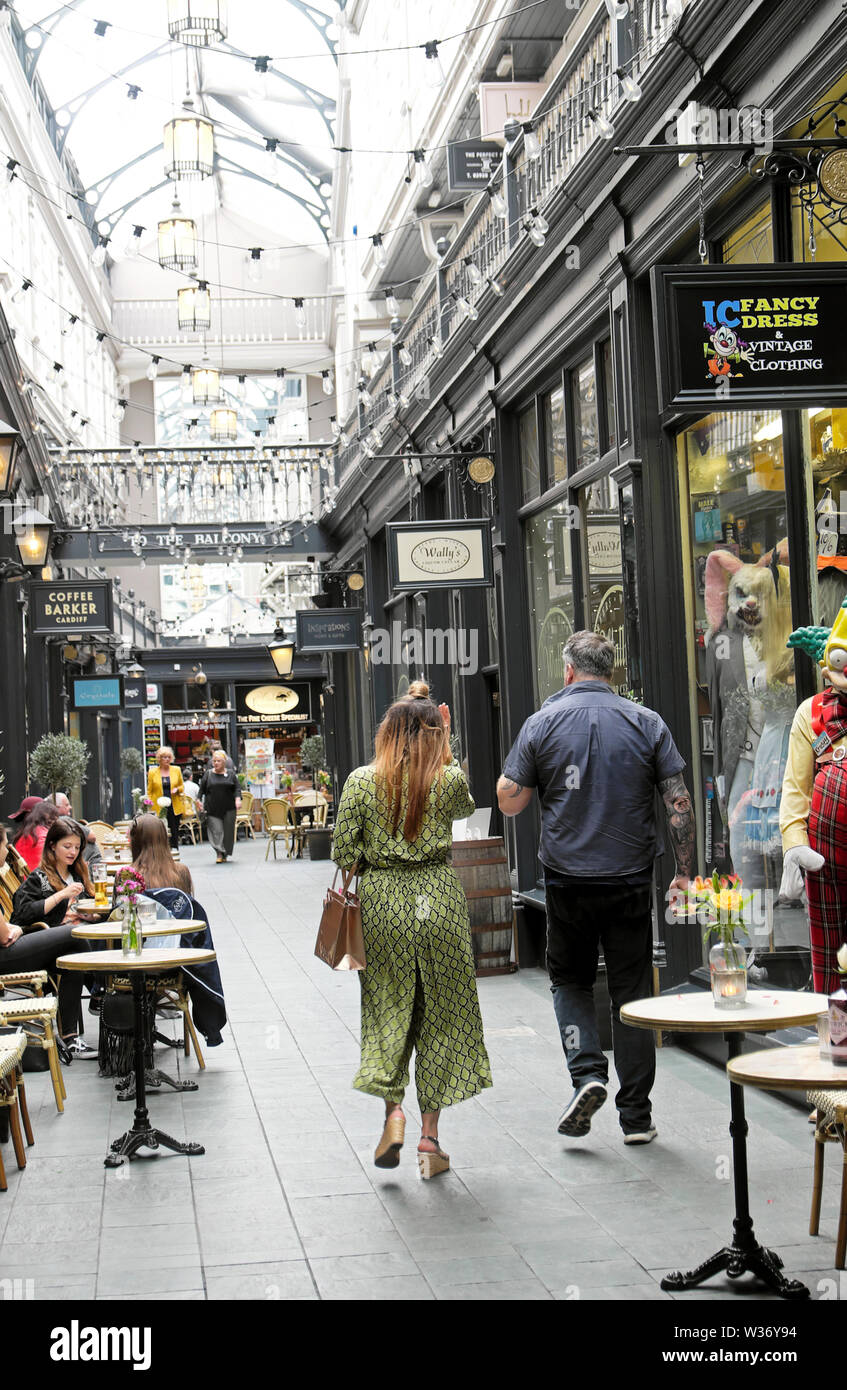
[502,681,685,881]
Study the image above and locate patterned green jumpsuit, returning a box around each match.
[331,762,492,1112]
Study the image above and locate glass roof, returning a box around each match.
[15,0,339,252]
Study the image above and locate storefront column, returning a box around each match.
[0,528,29,805]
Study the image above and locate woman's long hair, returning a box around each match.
[40,817,94,895]
[372,680,450,840]
[129,814,193,893]
[11,798,61,846]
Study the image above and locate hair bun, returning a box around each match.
[406,680,430,700]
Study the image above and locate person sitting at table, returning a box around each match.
[52,791,105,876]
[8,797,62,871]
[12,817,96,928]
[147,747,186,851]
[129,814,194,894]
[3,821,97,1059]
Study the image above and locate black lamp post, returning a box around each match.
[14,506,54,568]
[267,626,295,677]
[0,420,21,498]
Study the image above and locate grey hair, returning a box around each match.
[563,630,615,680]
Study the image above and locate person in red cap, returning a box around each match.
[8,797,62,871]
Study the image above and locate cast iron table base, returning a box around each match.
[659,1032,808,1300]
[104,970,205,1167]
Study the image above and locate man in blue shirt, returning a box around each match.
[497,631,693,1145]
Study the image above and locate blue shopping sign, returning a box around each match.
[71,675,124,710]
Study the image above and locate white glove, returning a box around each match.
[778,845,825,902]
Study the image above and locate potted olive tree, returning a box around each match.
[29,732,90,804]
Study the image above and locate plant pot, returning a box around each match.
[303,826,332,860]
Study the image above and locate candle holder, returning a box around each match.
[709,941,748,1009]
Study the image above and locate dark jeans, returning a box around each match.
[1,925,90,1036]
[165,805,181,850]
[207,809,236,858]
[545,882,655,1134]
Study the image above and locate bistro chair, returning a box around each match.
[6,845,30,883]
[86,820,117,855]
[180,796,203,845]
[0,995,66,1113]
[263,798,300,859]
[0,970,48,1001]
[808,1088,847,1270]
[0,1032,31,1191]
[235,791,255,841]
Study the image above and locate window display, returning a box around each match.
[526,501,575,705]
[578,474,629,695]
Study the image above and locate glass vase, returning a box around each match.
[121,903,142,959]
[709,939,747,1009]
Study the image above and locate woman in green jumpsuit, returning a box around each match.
[331,682,492,1177]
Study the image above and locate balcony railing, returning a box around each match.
[113,295,332,347]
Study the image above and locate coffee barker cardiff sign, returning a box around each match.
[652,265,847,412]
[30,580,113,634]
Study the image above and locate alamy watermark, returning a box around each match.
[663,102,775,154]
[368,620,479,676]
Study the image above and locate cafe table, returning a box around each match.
[56,947,216,1167]
[621,988,827,1300]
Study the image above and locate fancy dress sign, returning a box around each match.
[652,265,847,412]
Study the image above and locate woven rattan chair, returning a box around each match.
[0,995,66,1113]
[235,791,254,840]
[0,970,48,999]
[263,798,300,859]
[86,820,116,855]
[180,796,202,845]
[0,1033,31,1190]
[808,1087,847,1270]
[6,845,30,884]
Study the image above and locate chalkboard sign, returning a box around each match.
[295,608,363,653]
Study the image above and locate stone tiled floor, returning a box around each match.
[1,837,842,1301]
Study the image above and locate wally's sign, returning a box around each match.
[652,265,847,412]
[30,580,113,634]
[387,520,494,592]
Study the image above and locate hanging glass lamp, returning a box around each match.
[167,0,227,46]
[158,201,198,271]
[210,408,237,441]
[163,106,214,180]
[177,282,211,331]
[192,366,221,404]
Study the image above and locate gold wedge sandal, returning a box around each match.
[417,1137,450,1179]
[374,1108,405,1168]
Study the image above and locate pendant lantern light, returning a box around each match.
[177,281,211,331]
[210,408,237,441]
[163,103,214,180]
[192,366,221,404]
[167,0,227,46]
[158,200,198,271]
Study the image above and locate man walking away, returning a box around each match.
[496,631,693,1145]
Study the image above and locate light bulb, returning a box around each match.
[424,40,445,87]
[385,290,400,317]
[87,331,106,358]
[372,235,387,269]
[338,428,350,447]
[247,251,263,284]
[11,279,32,304]
[249,60,270,102]
[528,225,546,248]
[47,362,63,385]
[523,126,542,159]
[455,294,478,321]
[489,187,507,218]
[61,315,78,337]
[398,344,413,368]
[361,437,375,459]
[294,298,306,328]
[397,389,411,409]
[90,241,107,267]
[146,356,159,381]
[358,383,374,408]
[428,336,444,358]
[464,258,483,286]
[605,0,628,16]
[322,370,334,396]
[618,70,642,102]
[531,209,549,234]
[113,399,126,423]
[488,276,504,297]
[414,151,434,188]
[589,110,615,140]
[330,417,341,438]
[125,226,142,258]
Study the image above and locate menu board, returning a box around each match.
[142,705,163,767]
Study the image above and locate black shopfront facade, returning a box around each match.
[323,0,847,1004]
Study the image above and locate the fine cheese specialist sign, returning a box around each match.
[29,580,113,634]
[387,520,494,591]
[652,265,847,412]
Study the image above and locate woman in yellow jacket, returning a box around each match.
[147,746,186,850]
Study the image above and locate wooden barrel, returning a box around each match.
[451,837,516,977]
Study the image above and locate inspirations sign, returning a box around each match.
[652,265,847,412]
[29,580,113,635]
[387,521,494,592]
[295,608,363,653]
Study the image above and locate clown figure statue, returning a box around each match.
[780,598,847,992]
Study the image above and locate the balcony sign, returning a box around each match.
[652,265,847,413]
[295,608,363,653]
[387,520,494,592]
[30,580,113,635]
[447,138,503,191]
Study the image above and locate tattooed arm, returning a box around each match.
[496,775,534,816]
[659,772,694,891]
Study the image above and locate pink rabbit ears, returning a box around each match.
[704,550,742,634]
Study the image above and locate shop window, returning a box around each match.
[600,339,616,451]
[542,384,567,483]
[571,357,599,472]
[577,475,629,694]
[163,683,185,711]
[723,201,774,264]
[804,406,847,627]
[519,403,541,501]
[525,500,575,704]
[677,411,808,976]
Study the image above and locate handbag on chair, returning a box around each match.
[314,866,366,972]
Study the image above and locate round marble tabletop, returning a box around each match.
[728,1043,847,1091]
[56,947,215,973]
[621,989,828,1034]
[71,920,205,940]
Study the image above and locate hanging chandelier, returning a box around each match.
[177,281,211,331]
[158,200,198,271]
[210,408,238,441]
[192,366,221,404]
[167,0,227,46]
[163,104,214,180]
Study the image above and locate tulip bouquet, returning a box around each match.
[676,868,752,968]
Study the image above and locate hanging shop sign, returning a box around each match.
[70,675,124,710]
[29,580,113,635]
[51,522,333,566]
[295,608,363,653]
[479,83,547,142]
[123,676,148,707]
[652,264,847,413]
[446,138,503,191]
[387,520,494,592]
[235,681,313,726]
[142,705,163,765]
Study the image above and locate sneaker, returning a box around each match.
[65,1037,98,1061]
[557,1081,608,1136]
[88,996,103,1016]
[623,1126,657,1145]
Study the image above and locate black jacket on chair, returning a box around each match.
[144,887,227,1046]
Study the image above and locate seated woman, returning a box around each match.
[12,817,96,928]
[9,797,62,871]
[129,814,194,894]
[0,822,95,1059]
